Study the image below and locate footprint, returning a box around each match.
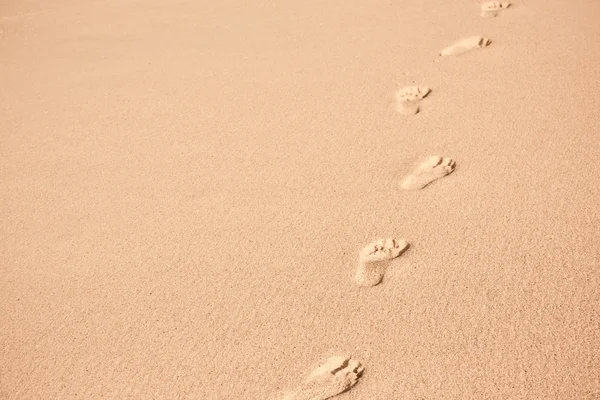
[355,238,409,287]
[401,156,456,190]
[282,356,364,400]
[397,86,431,115]
[440,36,491,56]
[480,1,510,18]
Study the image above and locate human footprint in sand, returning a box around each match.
[401,156,456,190]
[440,36,491,56]
[281,356,364,400]
[397,86,431,115]
[481,1,510,18]
[355,238,409,287]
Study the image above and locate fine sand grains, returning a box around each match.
[281,356,364,400]
[440,36,491,56]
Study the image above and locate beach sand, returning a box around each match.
[1,0,599,398]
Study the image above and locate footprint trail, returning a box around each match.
[281,356,364,400]
[397,86,431,115]
[440,36,491,56]
[401,156,456,190]
[481,1,510,18]
[355,238,409,287]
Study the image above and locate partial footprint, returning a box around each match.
[282,356,364,400]
[355,238,409,287]
[481,1,510,18]
[401,156,456,190]
[397,86,431,116]
[440,36,491,56]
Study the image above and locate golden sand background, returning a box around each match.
[1,0,599,398]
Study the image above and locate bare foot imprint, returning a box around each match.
[481,1,510,18]
[397,86,431,115]
[355,238,409,287]
[440,36,491,56]
[401,156,456,190]
[281,356,364,400]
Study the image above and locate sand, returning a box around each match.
[1,0,599,398]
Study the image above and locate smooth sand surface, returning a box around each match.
[1,0,600,398]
